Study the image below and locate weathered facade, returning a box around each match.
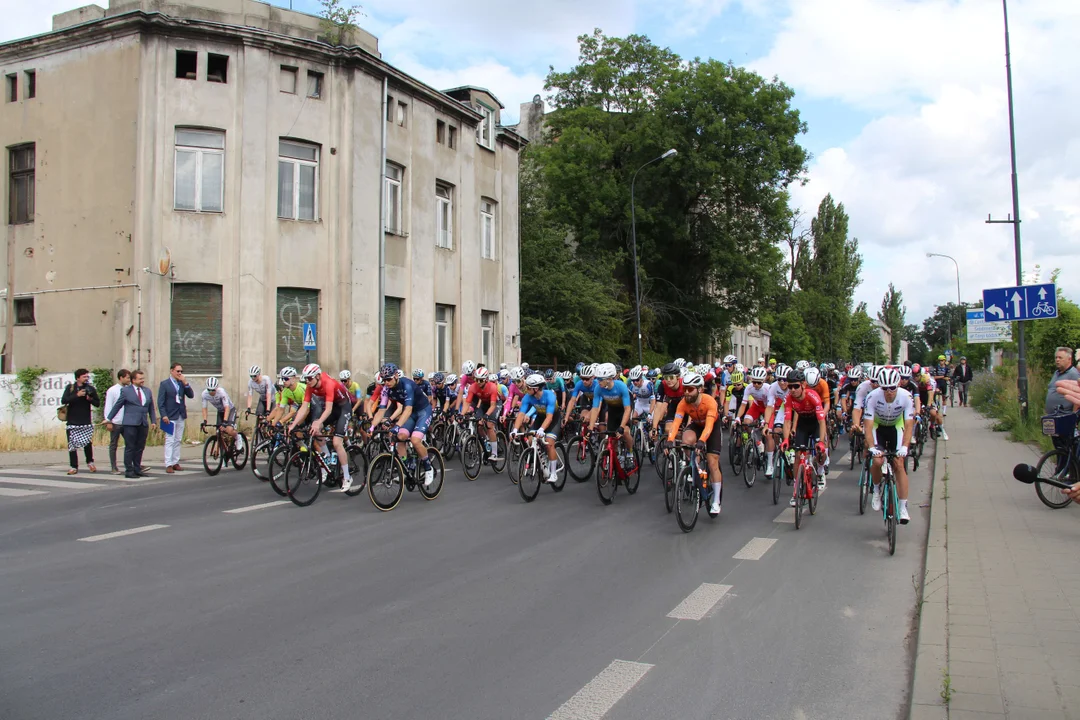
[1,0,523,390]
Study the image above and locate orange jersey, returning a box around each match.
[668,393,719,443]
[813,379,830,407]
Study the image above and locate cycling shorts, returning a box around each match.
[216,407,237,427]
[744,403,765,423]
[872,424,900,454]
[323,401,351,438]
[253,399,273,417]
[597,402,627,428]
[399,404,433,438]
[529,409,562,438]
[684,422,723,456]
[793,422,820,450]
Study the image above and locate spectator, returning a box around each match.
[952,356,973,407]
[61,368,100,475]
[105,369,156,479]
[102,369,131,474]
[157,362,194,474]
[1046,347,1080,415]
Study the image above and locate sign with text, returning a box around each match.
[981,283,1057,323]
[966,310,1013,344]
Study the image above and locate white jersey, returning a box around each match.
[854,379,875,410]
[201,387,233,413]
[743,382,770,408]
[863,387,915,428]
[248,374,274,401]
[630,380,653,415]
[765,381,786,424]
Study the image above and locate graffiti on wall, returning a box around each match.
[278,291,318,364]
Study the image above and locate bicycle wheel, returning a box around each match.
[490,431,509,474]
[567,437,595,482]
[730,437,744,476]
[743,443,757,488]
[285,451,322,507]
[596,452,616,505]
[267,445,292,497]
[418,448,444,500]
[655,442,670,487]
[808,468,818,515]
[675,471,699,533]
[428,422,446,459]
[203,436,223,476]
[625,449,641,495]
[507,436,524,485]
[517,449,541,502]
[849,438,857,470]
[251,439,273,481]
[551,444,567,492]
[858,461,870,515]
[462,437,483,480]
[1034,449,1074,509]
[794,465,805,530]
[772,453,782,505]
[886,481,897,556]
[344,443,368,496]
[664,453,677,513]
[367,453,405,511]
[231,432,250,470]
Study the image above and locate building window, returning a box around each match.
[24,70,35,99]
[385,297,403,367]
[8,143,34,225]
[207,53,228,83]
[5,74,16,102]
[170,283,222,373]
[475,103,495,150]
[276,287,319,369]
[307,70,323,99]
[480,198,496,260]
[396,100,407,127]
[280,66,298,94]
[448,125,457,149]
[386,94,394,121]
[384,163,403,234]
[437,120,446,145]
[277,140,319,221]
[436,304,454,373]
[14,298,35,326]
[176,50,197,79]
[174,129,224,213]
[435,183,453,249]
[481,311,497,369]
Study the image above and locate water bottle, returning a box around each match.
[327,453,338,467]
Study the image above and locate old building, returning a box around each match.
[0,0,524,391]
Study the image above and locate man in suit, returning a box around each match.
[106,369,156,479]
[158,362,194,473]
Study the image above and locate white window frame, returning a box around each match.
[436,305,454,373]
[480,198,496,260]
[475,102,495,150]
[174,129,225,213]
[481,311,496,369]
[384,163,403,234]
[436,183,453,249]
[278,140,319,221]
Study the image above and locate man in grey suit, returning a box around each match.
[106,369,157,479]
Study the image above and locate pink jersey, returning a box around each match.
[503,382,524,415]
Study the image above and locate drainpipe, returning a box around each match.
[4,227,13,372]
[378,76,388,366]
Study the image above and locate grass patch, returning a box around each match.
[969,366,1054,452]
[941,668,952,704]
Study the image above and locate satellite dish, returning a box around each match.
[158,247,172,276]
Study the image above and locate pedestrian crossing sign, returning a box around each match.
[303,322,317,350]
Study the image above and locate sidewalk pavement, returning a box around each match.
[0,443,200,468]
[910,406,1080,720]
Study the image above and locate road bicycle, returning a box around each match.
[631,413,657,472]
[827,411,841,450]
[595,428,640,505]
[788,442,820,530]
[872,448,903,555]
[515,430,567,502]
[566,423,597,482]
[265,427,307,497]
[666,441,717,533]
[201,421,249,476]
[251,421,289,483]
[283,429,366,507]
[461,414,508,480]
[367,441,445,511]
[771,435,789,506]
[740,420,767,488]
[728,416,745,476]
[857,450,873,515]
[1031,411,1080,509]
[849,427,865,470]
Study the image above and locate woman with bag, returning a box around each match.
[61,368,100,475]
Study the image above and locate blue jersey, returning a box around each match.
[433,384,456,405]
[629,379,654,403]
[386,377,430,412]
[417,379,433,398]
[593,380,632,409]
[520,389,557,419]
[546,377,566,394]
[571,379,599,402]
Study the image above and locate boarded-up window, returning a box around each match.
[277,287,319,370]
[171,283,222,373]
[384,297,402,367]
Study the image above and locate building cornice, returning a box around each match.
[496,126,528,151]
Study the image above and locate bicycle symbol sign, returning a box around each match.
[981,283,1057,323]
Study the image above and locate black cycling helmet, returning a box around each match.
[660,362,680,376]
[544,368,555,380]
[786,368,805,384]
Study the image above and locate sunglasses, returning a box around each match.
[752,381,763,386]
[788,384,802,390]
[881,385,898,391]
[663,374,679,380]
[685,387,700,393]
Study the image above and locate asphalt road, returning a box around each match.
[0,436,933,720]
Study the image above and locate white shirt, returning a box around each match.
[864,387,915,427]
[201,387,233,413]
[104,383,125,424]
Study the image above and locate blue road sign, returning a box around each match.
[981,283,1057,323]
[303,322,317,350]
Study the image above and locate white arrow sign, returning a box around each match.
[1011,291,1023,317]
[987,304,1005,319]
[1039,287,1048,300]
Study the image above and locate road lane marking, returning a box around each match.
[548,659,653,720]
[667,583,732,621]
[773,508,794,523]
[223,500,291,514]
[78,524,170,542]
[0,468,199,478]
[733,537,778,560]
[0,476,106,489]
[0,487,48,497]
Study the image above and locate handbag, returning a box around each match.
[57,405,68,421]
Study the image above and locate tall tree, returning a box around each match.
[878,283,906,363]
[850,302,885,363]
[921,302,967,350]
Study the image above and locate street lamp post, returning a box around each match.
[629,148,677,365]
[927,252,963,350]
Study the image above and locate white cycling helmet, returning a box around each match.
[461,360,476,376]
[595,363,617,380]
[749,366,768,382]
[723,354,737,364]
[205,377,219,390]
[521,362,531,370]
[580,363,596,379]
[525,373,546,389]
[509,366,526,381]
[795,360,810,371]
[561,370,574,381]
[847,366,863,381]
[445,373,458,385]
[301,363,321,379]
[249,365,262,377]
[898,365,912,379]
[879,368,901,389]
[683,372,704,388]
[735,363,746,373]
[804,367,821,387]
[696,363,710,375]
[339,370,352,382]
[474,366,489,380]
[775,364,791,380]
[674,357,687,369]
[279,366,298,379]
[627,367,643,381]
[871,365,885,383]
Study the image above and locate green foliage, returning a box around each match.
[762,308,813,363]
[1026,290,1080,376]
[91,367,113,421]
[922,302,967,350]
[969,364,1052,451]
[14,366,47,413]
[318,0,363,46]
[878,283,906,363]
[849,303,884,363]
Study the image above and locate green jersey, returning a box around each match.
[276,383,307,407]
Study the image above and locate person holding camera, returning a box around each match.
[61,368,101,475]
[158,362,195,473]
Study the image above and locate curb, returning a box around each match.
[909,435,949,719]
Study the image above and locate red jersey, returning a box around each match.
[785,388,825,420]
[304,373,350,405]
[655,378,684,402]
[466,380,500,407]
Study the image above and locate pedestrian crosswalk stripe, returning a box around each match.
[0,487,48,497]
[0,476,106,490]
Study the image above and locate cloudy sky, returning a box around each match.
[5,0,1078,329]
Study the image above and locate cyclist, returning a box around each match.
[462,366,502,462]
[837,365,862,422]
[372,363,435,487]
[588,362,635,467]
[863,367,915,524]
[503,367,526,419]
[651,361,685,438]
[413,369,433,404]
[628,366,653,423]
[780,368,828,505]
[726,371,746,417]
[246,365,275,419]
[851,366,880,432]
[453,361,476,413]
[917,371,947,440]
[202,377,241,452]
[511,373,562,482]
[339,370,364,416]
[545,369,566,409]
[737,365,771,462]
[569,364,600,416]
[898,365,922,416]
[667,371,722,517]
[267,367,306,427]
[289,364,354,491]
[929,355,951,409]
[762,363,791,477]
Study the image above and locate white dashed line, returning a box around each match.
[548,659,653,720]
[773,508,795,523]
[0,476,106,489]
[0,487,48,497]
[77,524,170,542]
[222,500,291,514]
[733,537,778,560]
[667,583,732,621]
